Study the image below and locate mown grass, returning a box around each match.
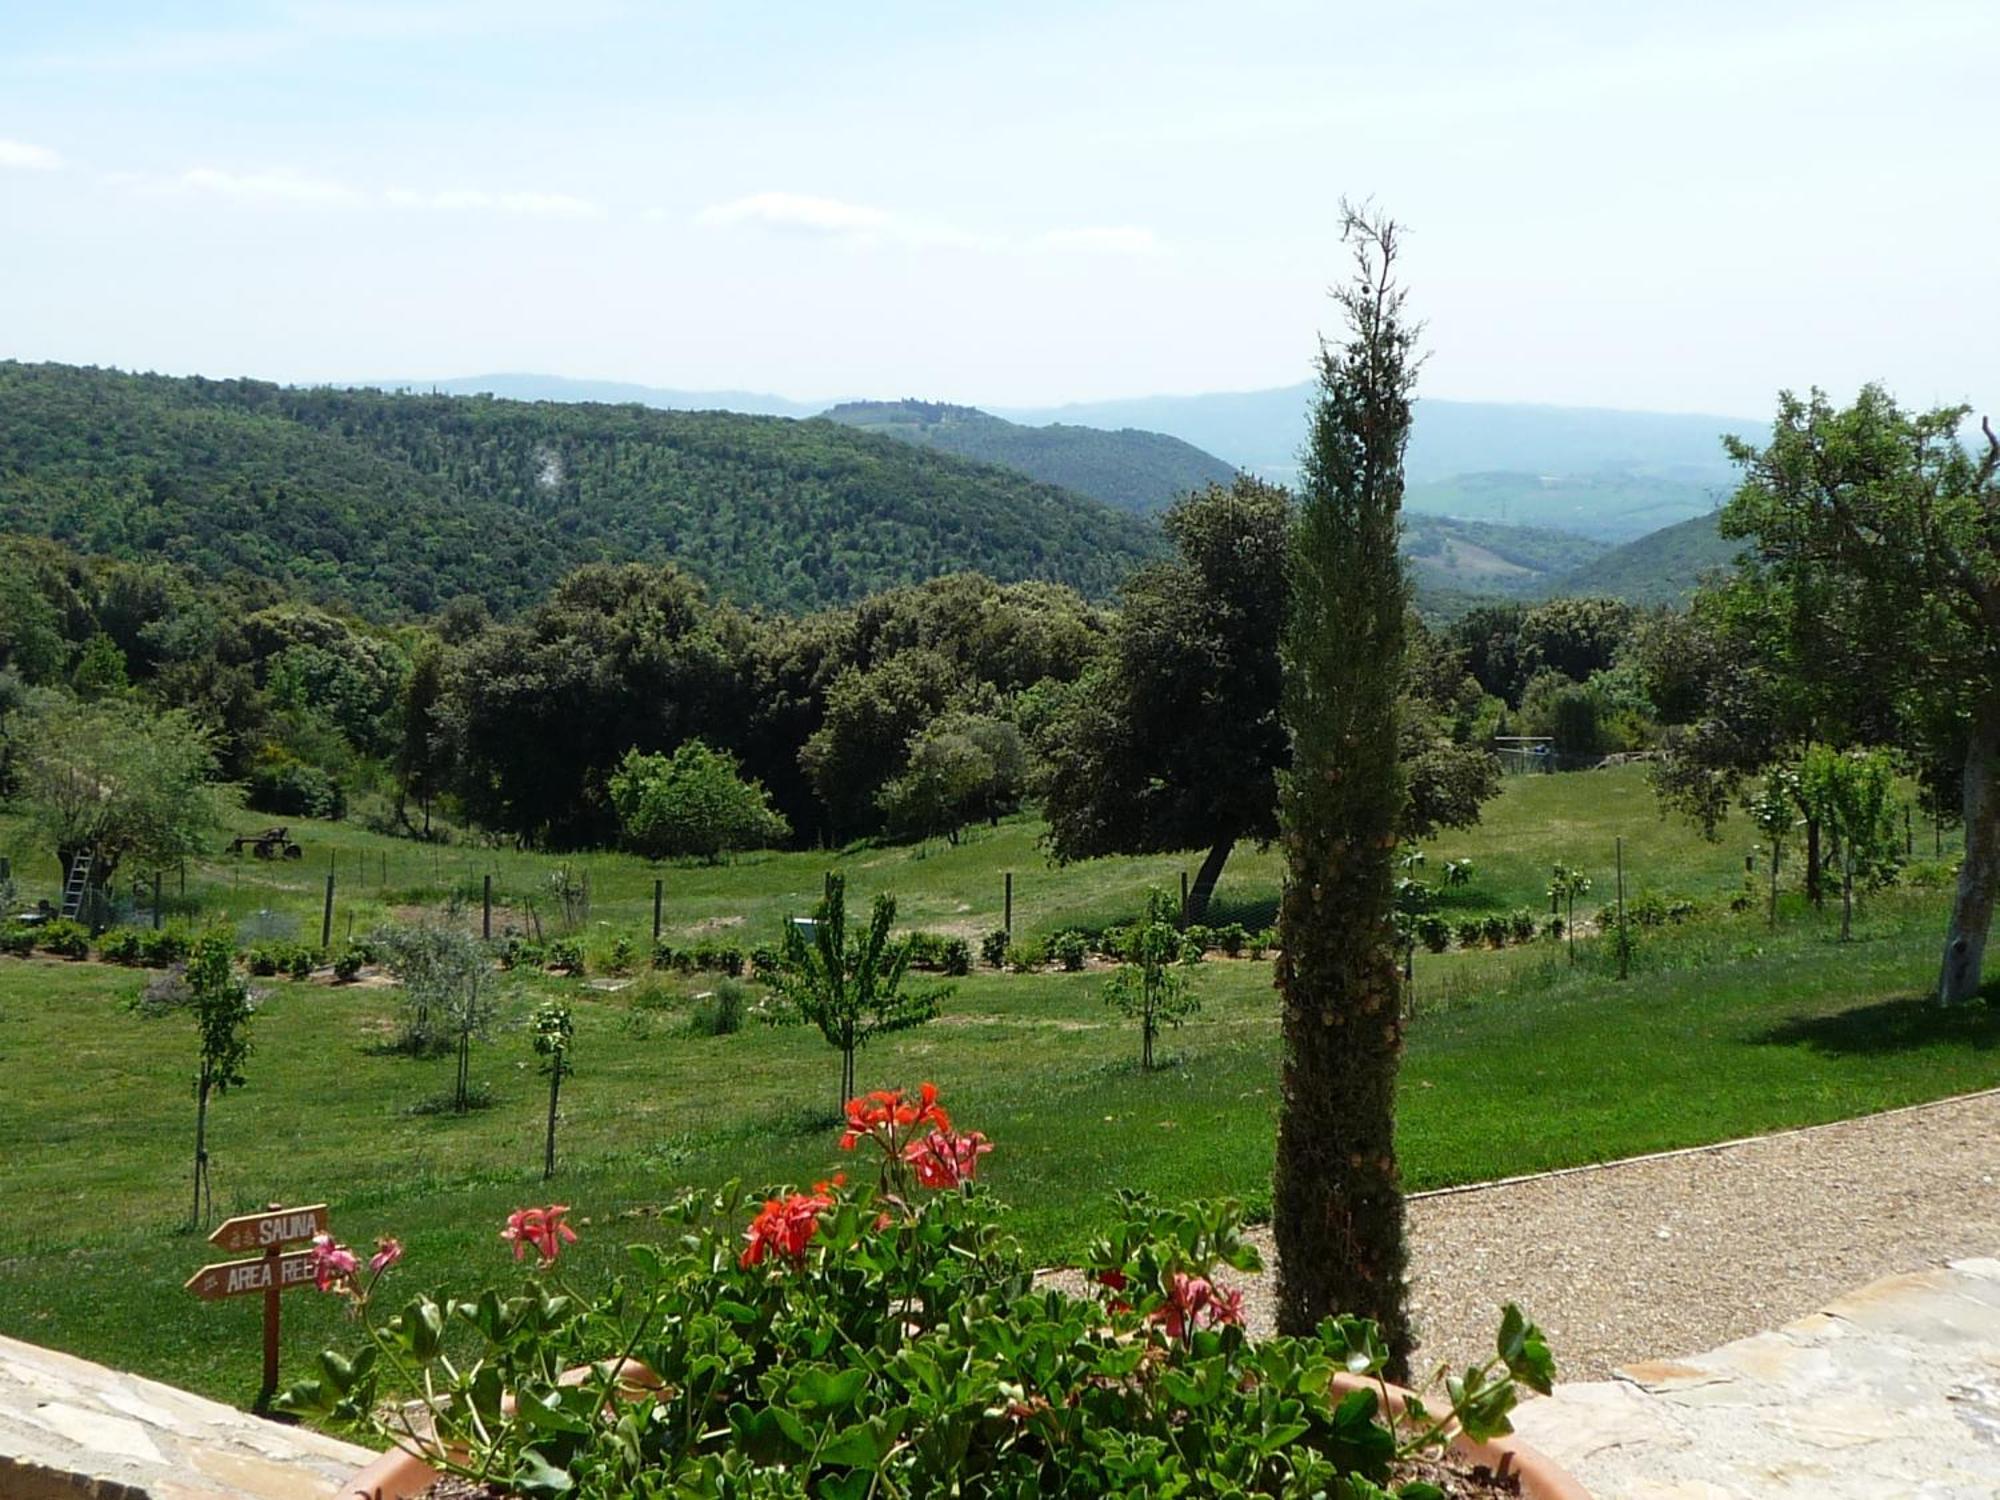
[0,767,1983,1407]
[3,764,1878,960]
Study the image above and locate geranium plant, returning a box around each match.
[284,1085,1553,1498]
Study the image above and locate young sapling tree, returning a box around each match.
[531,1000,574,1179]
[765,875,945,1114]
[1103,889,1199,1070]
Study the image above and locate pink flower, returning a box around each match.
[502,1205,579,1266]
[903,1128,993,1190]
[308,1233,359,1294]
[368,1237,404,1276]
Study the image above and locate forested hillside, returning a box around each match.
[1556,511,1743,603]
[820,399,1237,513]
[0,363,1163,619]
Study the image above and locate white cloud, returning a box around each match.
[696,191,892,236]
[179,166,360,204]
[0,139,63,171]
[1033,226,1161,256]
[389,187,605,219]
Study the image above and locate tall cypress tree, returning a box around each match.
[1273,205,1419,1372]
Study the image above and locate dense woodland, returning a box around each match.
[0,363,1163,619]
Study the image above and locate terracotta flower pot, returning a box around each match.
[344,1362,1591,1500]
[342,1359,661,1500]
[1330,1373,1593,1500]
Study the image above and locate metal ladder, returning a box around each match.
[59,850,95,920]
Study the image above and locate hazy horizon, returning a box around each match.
[5,2,1995,419]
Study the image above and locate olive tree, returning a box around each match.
[1103,889,1198,1070]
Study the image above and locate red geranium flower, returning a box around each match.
[840,1082,951,1151]
[740,1186,834,1269]
[502,1205,578,1266]
[1153,1272,1245,1339]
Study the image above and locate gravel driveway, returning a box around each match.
[1228,1089,2000,1381]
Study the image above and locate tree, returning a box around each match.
[1036,477,1293,919]
[876,713,1026,846]
[1271,205,1417,1370]
[1547,865,1590,963]
[1716,387,1998,1000]
[609,740,791,862]
[764,875,945,1113]
[373,921,498,1110]
[531,1000,574,1179]
[395,641,453,839]
[16,692,224,892]
[152,930,253,1227]
[1747,772,1798,930]
[1103,889,1199,1070]
[1797,746,1897,942]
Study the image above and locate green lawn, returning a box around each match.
[0,767,1985,1407]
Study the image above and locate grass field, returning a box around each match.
[1,767,1988,1408]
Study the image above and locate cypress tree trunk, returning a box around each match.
[1940,690,2000,1003]
[1272,206,1417,1374]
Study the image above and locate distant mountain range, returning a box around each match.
[820,399,1236,514]
[378,373,1763,543]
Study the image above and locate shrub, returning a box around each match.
[332,947,366,983]
[500,937,546,971]
[1249,927,1277,959]
[607,935,638,975]
[246,945,281,977]
[1479,914,1509,949]
[246,756,347,820]
[99,927,146,965]
[1178,934,1206,965]
[980,928,1010,969]
[1453,918,1485,950]
[1543,915,1565,941]
[1181,924,1214,956]
[544,937,585,975]
[1628,892,1669,928]
[937,937,971,977]
[39,919,91,960]
[1004,939,1045,973]
[1049,929,1088,972]
[749,942,782,980]
[287,946,318,981]
[688,979,748,1037]
[0,925,36,957]
[278,1089,1560,1499]
[1414,914,1451,953]
[140,927,193,967]
[1507,909,1538,945]
[692,941,745,978]
[1215,922,1248,957]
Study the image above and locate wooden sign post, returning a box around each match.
[186,1202,329,1408]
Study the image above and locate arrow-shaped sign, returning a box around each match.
[184,1248,320,1301]
[207,1203,328,1253]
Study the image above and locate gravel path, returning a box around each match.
[1224,1090,2000,1382]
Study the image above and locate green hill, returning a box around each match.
[0,363,1164,619]
[1402,513,1607,598]
[1554,511,1745,603]
[820,399,1237,513]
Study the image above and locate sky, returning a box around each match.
[2,0,1995,417]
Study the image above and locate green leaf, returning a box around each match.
[509,1449,574,1497]
[789,1365,868,1412]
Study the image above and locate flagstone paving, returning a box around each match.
[1513,1256,2000,1496]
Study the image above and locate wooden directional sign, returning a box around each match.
[187,1200,332,1407]
[207,1203,328,1254]
[184,1248,319,1301]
